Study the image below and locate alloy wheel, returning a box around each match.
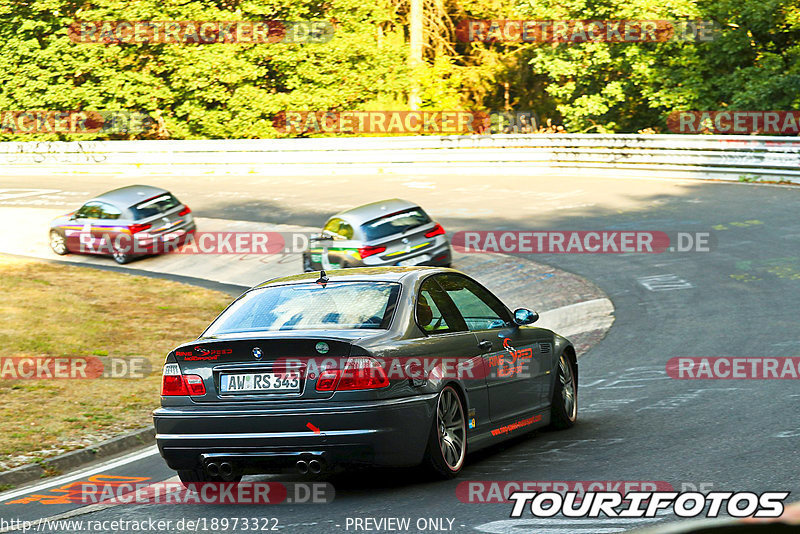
[436,387,466,471]
[559,355,576,420]
[49,231,66,254]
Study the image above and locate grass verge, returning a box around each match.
[0,254,232,471]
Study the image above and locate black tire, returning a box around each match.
[422,385,466,479]
[302,254,313,272]
[111,245,131,264]
[49,230,69,255]
[550,353,578,429]
[177,468,242,488]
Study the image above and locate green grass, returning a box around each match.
[0,254,232,470]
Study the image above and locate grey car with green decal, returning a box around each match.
[302,199,452,272]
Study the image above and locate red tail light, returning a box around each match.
[339,357,390,390]
[184,374,206,396]
[358,245,386,259]
[161,364,205,396]
[315,369,340,392]
[425,223,445,238]
[315,357,389,392]
[128,223,152,234]
[178,206,191,216]
[162,374,188,396]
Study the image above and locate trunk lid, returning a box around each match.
[374,223,437,263]
[173,331,370,401]
[138,204,192,237]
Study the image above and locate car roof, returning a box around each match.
[332,199,421,226]
[92,185,171,208]
[253,266,449,289]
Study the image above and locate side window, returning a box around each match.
[75,201,104,219]
[99,202,122,220]
[322,218,354,240]
[436,274,511,331]
[338,221,354,239]
[416,277,466,334]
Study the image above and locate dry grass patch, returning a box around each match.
[0,254,232,470]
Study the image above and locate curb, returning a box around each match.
[536,298,615,339]
[0,427,154,489]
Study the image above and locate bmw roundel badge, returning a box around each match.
[252,347,263,359]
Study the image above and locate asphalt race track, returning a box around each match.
[1,173,799,533]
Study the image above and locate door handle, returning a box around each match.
[478,340,493,352]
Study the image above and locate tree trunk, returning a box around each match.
[408,0,423,110]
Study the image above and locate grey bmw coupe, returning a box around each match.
[154,266,577,483]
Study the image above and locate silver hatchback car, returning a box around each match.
[302,199,452,271]
[49,184,196,264]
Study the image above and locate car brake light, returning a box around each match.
[184,374,206,396]
[161,363,205,396]
[161,374,187,395]
[339,357,389,390]
[128,223,152,234]
[178,206,191,216]
[425,223,445,238]
[358,245,386,259]
[162,363,188,395]
[315,369,340,392]
[315,357,389,392]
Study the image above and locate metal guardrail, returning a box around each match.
[1,134,798,182]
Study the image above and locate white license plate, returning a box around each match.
[398,254,430,266]
[220,372,300,393]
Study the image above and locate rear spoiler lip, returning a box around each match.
[175,332,382,351]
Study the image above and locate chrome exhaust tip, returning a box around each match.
[219,461,234,478]
[205,462,220,477]
[296,460,309,475]
[308,459,322,474]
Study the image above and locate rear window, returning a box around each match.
[203,281,401,335]
[130,193,181,220]
[361,208,430,241]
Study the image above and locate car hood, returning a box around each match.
[50,211,77,226]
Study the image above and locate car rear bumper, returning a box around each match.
[131,223,196,255]
[153,394,436,471]
[375,242,451,268]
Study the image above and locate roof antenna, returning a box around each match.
[316,270,329,286]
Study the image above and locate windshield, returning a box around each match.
[203,281,401,335]
[361,208,431,240]
[130,193,181,220]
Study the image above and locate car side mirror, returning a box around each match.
[69,213,78,221]
[513,308,539,325]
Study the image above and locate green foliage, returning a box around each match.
[0,0,798,138]
[0,0,410,140]
[512,0,800,132]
